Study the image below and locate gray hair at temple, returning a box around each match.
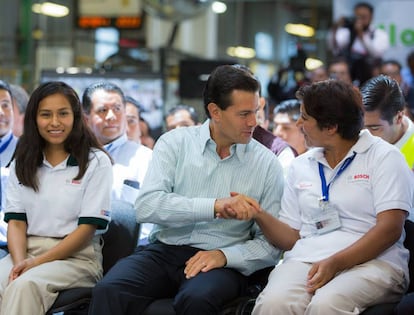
[10,84,29,114]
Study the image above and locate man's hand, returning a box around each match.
[214,192,261,220]
[184,250,227,279]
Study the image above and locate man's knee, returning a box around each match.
[174,287,219,314]
[307,291,349,314]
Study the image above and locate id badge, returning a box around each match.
[313,203,341,235]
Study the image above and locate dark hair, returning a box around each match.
[381,59,402,71]
[231,64,263,96]
[14,81,110,191]
[361,75,405,123]
[0,80,13,100]
[166,104,199,124]
[296,80,364,140]
[407,50,414,64]
[354,2,374,15]
[125,95,142,112]
[202,64,260,118]
[82,81,125,114]
[274,99,301,122]
[328,56,351,70]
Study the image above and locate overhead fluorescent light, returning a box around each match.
[305,58,324,71]
[212,1,227,14]
[285,23,315,38]
[227,46,256,59]
[32,2,69,18]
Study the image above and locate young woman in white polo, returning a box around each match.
[0,81,113,314]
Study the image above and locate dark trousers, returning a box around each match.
[395,292,414,315]
[88,242,248,315]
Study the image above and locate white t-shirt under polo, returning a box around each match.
[104,134,152,205]
[280,130,413,280]
[4,150,112,237]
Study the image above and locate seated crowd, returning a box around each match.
[0,58,412,315]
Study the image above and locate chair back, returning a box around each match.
[102,199,140,274]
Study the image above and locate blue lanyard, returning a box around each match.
[318,151,357,202]
[0,133,13,154]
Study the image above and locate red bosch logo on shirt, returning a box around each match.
[353,174,369,180]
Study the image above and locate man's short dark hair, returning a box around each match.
[203,65,260,119]
[361,75,405,123]
[381,59,402,71]
[82,81,125,114]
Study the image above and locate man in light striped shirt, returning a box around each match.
[89,65,285,315]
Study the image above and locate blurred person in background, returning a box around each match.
[139,116,155,149]
[254,96,297,174]
[10,84,29,137]
[328,2,389,87]
[328,57,353,85]
[402,50,414,89]
[273,99,307,155]
[380,60,410,96]
[165,104,199,131]
[125,96,142,143]
[0,81,18,167]
[308,65,329,83]
[0,80,18,258]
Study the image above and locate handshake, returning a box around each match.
[214,192,263,220]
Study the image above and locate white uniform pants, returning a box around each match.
[0,235,103,315]
[253,259,406,315]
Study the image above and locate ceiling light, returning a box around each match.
[32,2,69,18]
[212,1,227,14]
[284,23,315,38]
[305,58,324,71]
[226,46,256,59]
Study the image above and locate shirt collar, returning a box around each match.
[0,130,12,142]
[42,154,78,169]
[308,129,377,164]
[199,120,247,161]
[67,154,78,166]
[104,134,128,154]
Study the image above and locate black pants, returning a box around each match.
[88,242,248,315]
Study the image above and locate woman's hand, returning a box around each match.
[307,257,339,294]
[8,257,36,283]
[214,192,261,220]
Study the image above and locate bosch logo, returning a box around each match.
[353,174,369,180]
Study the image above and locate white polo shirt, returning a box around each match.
[4,149,112,237]
[0,131,18,167]
[104,134,153,242]
[280,130,413,280]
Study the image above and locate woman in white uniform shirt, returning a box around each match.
[249,80,413,314]
[0,81,113,315]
